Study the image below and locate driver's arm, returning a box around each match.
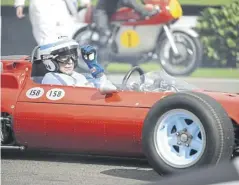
[120,0,157,18]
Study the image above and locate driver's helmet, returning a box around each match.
[37,37,79,73]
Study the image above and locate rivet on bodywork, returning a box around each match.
[11,105,15,109]
[135,103,139,106]
[25,68,28,71]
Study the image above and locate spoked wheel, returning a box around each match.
[157,31,203,76]
[73,27,94,46]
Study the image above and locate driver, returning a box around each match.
[40,38,117,91]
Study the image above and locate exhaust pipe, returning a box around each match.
[1,146,25,150]
[1,117,11,122]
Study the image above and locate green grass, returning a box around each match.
[1,0,23,6]
[178,0,233,5]
[0,0,233,6]
[106,63,239,78]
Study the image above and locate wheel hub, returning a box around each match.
[170,43,189,65]
[180,133,188,142]
[176,130,193,147]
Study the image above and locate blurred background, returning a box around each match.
[1,0,239,79]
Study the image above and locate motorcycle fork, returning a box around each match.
[88,23,118,45]
[108,23,120,44]
[163,24,179,55]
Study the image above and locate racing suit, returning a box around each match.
[93,0,159,46]
[42,71,95,87]
[14,0,91,45]
[42,71,116,91]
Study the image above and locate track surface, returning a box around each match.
[2,151,160,185]
[2,76,239,185]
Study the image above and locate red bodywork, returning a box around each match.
[84,0,174,26]
[1,56,239,157]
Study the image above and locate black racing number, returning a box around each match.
[127,32,132,47]
[30,89,41,96]
[49,90,62,97]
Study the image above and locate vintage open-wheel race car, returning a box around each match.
[1,52,239,175]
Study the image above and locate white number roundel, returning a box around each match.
[46,88,65,100]
[26,87,44,99]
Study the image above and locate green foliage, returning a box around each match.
[195,0,239,67]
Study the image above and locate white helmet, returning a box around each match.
[37,37,79,72]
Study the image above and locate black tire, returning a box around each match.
[142,91,234,176]
[156,30,203,76]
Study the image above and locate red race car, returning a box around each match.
[1,55,239,176]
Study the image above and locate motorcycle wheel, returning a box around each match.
[73,26,111,72]
[156,30,203,76]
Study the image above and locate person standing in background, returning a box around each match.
[15,0,91,45]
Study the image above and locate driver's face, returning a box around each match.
[59,58,74,75]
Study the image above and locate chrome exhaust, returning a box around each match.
[1,145,25,150]
[0,117,11,122]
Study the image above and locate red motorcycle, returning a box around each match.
[73,0,203,76]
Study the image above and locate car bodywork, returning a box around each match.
[1,55,239,154]
[1,55,239,176]
[1,55,171,155]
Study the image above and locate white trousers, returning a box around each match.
[29,0,75,45]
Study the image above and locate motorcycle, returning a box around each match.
[73,0,203,76]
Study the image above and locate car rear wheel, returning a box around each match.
[142,91,234,176]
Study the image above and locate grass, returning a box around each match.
[0,0,233,6]
[106,63,239,78]
[178,0,233,5]
[1,0,21,6]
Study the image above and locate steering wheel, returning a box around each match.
[122,66,145,89]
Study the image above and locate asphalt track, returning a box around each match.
[2,151,162,185]
[1,76,239,185]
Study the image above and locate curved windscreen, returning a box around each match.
[122,69,199,92]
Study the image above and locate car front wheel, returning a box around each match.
[142,91,234,175]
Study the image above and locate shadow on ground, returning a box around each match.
[101,168,161,181]
[1,150,147,166]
